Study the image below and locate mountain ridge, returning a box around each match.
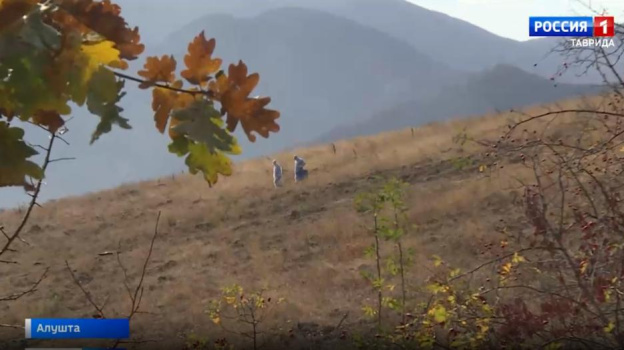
[315,63,603,143]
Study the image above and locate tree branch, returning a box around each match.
[113,72,216,98]
[65,260,107,319]
[0,267,49,302]
[0,132,56,259]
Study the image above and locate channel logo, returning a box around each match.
[529,16,615,37]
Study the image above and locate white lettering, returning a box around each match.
[580,22,588,33]
[569,38,615,48]
[543,21,552,32]
[599,19,609,35]
[569,21,579,32]
[36,323,81,334]
[552,20,560,32]
[535,21,543,32]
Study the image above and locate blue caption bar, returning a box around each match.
[529,16,593,37]
[25,318,130,339]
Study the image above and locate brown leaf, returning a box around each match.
[152,87,177,134]
[227,60,259,96]
[138,55,177,88]
[32,110,65,133]
[150,81,197,135]
[208,71,230,100]
[236,98,280,142]
[168,92,195,139]
[180,31,222,86]
[57,0,144,60]
[216,61,280,142]
[0,0,38,33]
[0,108,16,121]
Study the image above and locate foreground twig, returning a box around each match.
[0,267,49,302]
[65,260,107,319]
[0,132,56,258]
[112,211,161,348]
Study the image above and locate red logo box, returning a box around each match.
[594,16,615,37]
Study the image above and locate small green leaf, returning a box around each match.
[362,305,377,318]
[428,304,448,324]
[0,121,43,189]
[172,99,241,155]
[184,141,234,186]
[86,68,130,143]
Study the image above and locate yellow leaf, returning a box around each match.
[604,322,615,333]
[428,304,448,323]
[211,316,221,325]
[479,164,487,173]
[449,268,461,278]
[81,41,126,84]
[362,305,377,318]
[544,342,562,350]
[225,296,236,305]
[500,262,512,276]
[426,283,445,294]
[580,260,588,275]
[433,255,442,267]
[512,252,525,264]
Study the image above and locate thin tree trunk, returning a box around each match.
[398,241,406,325]
[374,214,382,328]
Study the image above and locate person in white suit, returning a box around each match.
[272,160,283,188]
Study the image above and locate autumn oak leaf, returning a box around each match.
[138,55,177,89]
[217,61,280,142]
[32,110,65,133]
[57,0,144,60]
[167,100,241,186]
[171,99,240,155]
[151,80,195,135]
[0,0,38,33]
[180,31,222,86]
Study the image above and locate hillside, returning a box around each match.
[3,1,611,210]
[1,6,463,209]
[316,64,603,143]
[0,96,607,349]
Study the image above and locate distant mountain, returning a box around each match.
[153,7,462,154]
[315,65,604,143]
[145,0,617,83]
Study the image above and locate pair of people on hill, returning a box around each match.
[272,155,308,188]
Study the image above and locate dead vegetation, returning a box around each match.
[0,95,615,348]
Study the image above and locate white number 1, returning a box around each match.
[599,19,608,34]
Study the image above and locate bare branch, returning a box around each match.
[0,267,49,302]
[65,260,107,319]
[0,132,56,258]
[48,157,76,164]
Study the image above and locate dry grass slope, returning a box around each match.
[0,95,605,348]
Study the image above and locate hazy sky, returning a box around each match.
[409,0,624,41]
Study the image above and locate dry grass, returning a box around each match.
[0,95,606,347]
